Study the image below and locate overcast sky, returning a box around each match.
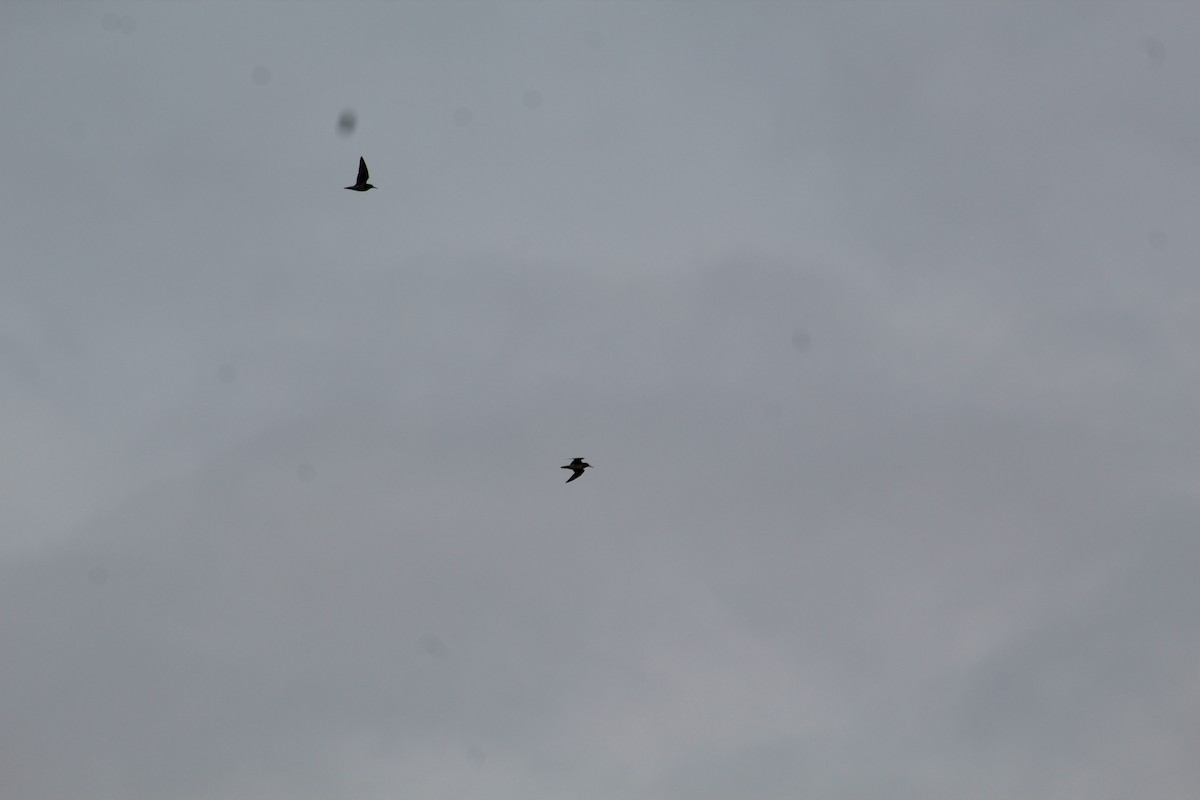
[2,2,1199,798]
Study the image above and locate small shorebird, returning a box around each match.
[561,457,592,483]
[344,157,375,191]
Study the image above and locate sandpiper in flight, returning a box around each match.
[344,157,375,191]
[561,457,592,483]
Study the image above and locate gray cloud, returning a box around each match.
[2,2,1199,798]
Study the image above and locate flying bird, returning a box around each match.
[561,457,592,483]
[344,157,375,191]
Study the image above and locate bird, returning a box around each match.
[561,457,592,483]
[344,157,375,191]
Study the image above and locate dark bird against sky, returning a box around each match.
[344,157,374,191]
[561,457,591,483]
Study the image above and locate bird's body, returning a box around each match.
[344,157,375,191]
[561,457,592,483]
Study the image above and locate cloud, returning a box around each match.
[3,2,1200,798]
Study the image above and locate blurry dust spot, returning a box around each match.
[1143,37,1166,64]
[465,745,486,764]
[337,109,358,137]
[252,65,272,86]
[452,107,473,127]
[102,13,136,34]
[1148,229,1167,250]
[297,462,316,483]
[522,89,543,110]
[87,566,108,586]
[217,363,237,384]
[420,634,448,659]
[790,329,811,354]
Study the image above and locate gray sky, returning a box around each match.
[3,2,1199,798]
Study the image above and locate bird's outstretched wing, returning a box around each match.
[356,157,369,184]
[565,469,584,483]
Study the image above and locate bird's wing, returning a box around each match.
[357,157,369,184]
[565,470,583,483]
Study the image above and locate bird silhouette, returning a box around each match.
[561,457,592,483]
[344,157,375,191]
